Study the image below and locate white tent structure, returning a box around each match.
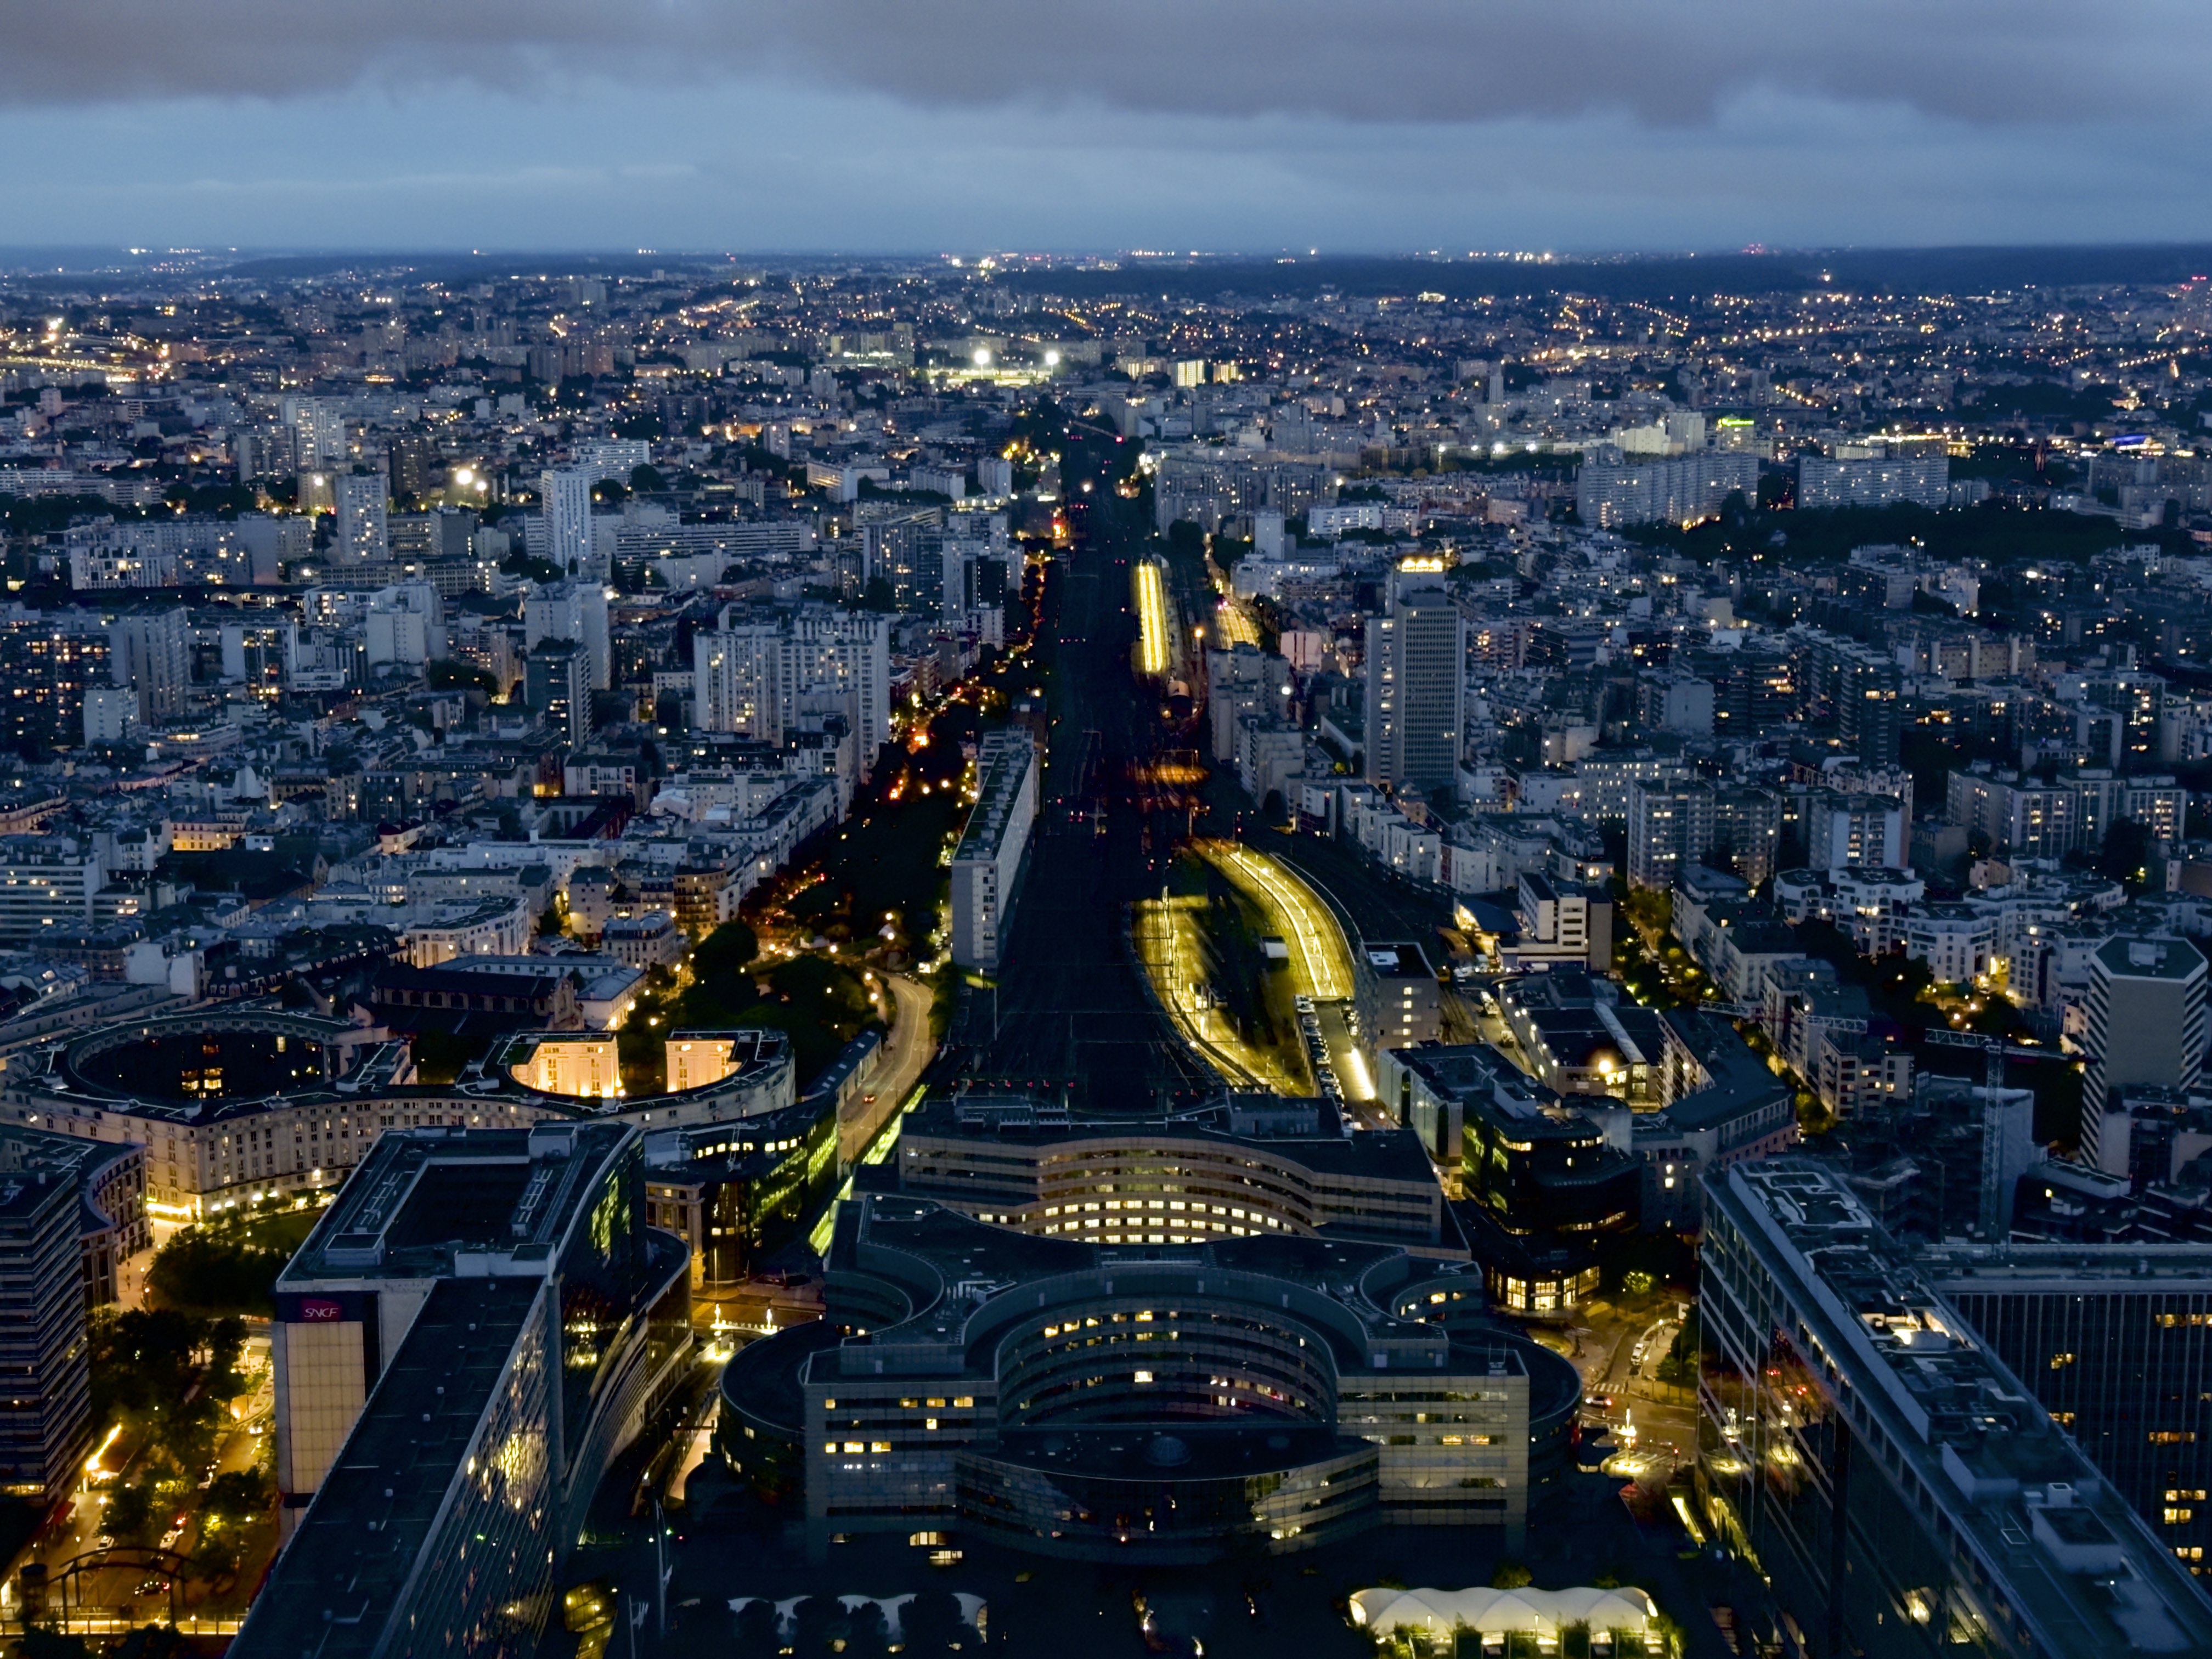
[1350,1587,1661,1649]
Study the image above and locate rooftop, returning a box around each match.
[282,1121,635,1283]
[2095,935,2208,983]
[232,1277,543,1659]
[1716,1161,2212,1657]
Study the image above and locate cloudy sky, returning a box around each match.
[4,0,2208,254]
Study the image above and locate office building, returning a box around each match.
[1495,972,1667,1104]
[540,465,595,573]
[949,731,1036,973]
[1921,1243,2212,1567]
[233,1124,690,1658]
[720,1193,1579,1560]
[881,1091,1459,1254]
[0,1133,97,1502]
[108,603,190,726]
[1363,578,1467,794]
[525,638,591,747]
[1,1004,794,1221]
[1699,1161,2212,1659]
[1504,871,1613,971]
[641,1095,840,1286]
[333,472,389,565]
[2085,936,2210,1170]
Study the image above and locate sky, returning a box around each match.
[4,0,2210,255]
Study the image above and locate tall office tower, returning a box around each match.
[387,431,435,501]
[950,731,1037,973]
[540,466,594,573]
[2084,936,2210,1172]
[108,602,190,725]
[1362,579,1466,794]
[523,578,612,690]
[0,1132,97,1503]
[1626,778,1715,890]
[235,1124,687,1656]
[524,638,591,747]
[1923,1243,2212,1566]
[1702,1161,2212,1659]
[332,472,389,565]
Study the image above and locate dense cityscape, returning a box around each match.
[3,241,2212,1658]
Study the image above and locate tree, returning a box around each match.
[694,919,759,981]
[630,463,668,493]
[425,658,495,695]
[18,1630,92,1659]
[2098,815,2154,891]
[1490,1560,1533,1589]
[101,1481,157,1544]
[205,1468,273,1521]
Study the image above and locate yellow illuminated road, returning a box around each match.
[1200,841,1353,1000]
[1133,558,1171,676]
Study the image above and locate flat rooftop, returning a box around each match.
[1716,1163,2212,1656]
[951,732,1035,865]
[283,1121,634,1283]
[232,1277,542,1659]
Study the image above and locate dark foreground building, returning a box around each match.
[1700,1162,2212,1659]
[230,1122,692,1659]
[721,1193,1579,1562]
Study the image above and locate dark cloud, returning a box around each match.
[3,0,2202,128]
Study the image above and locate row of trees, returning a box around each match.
[88,1308,273,1573]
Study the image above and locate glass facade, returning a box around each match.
[388,1308,555,1657]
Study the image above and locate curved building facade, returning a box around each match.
[0,1008,793,1220]
[881,1093,1462,1255]
[721,1194,1579,1562]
